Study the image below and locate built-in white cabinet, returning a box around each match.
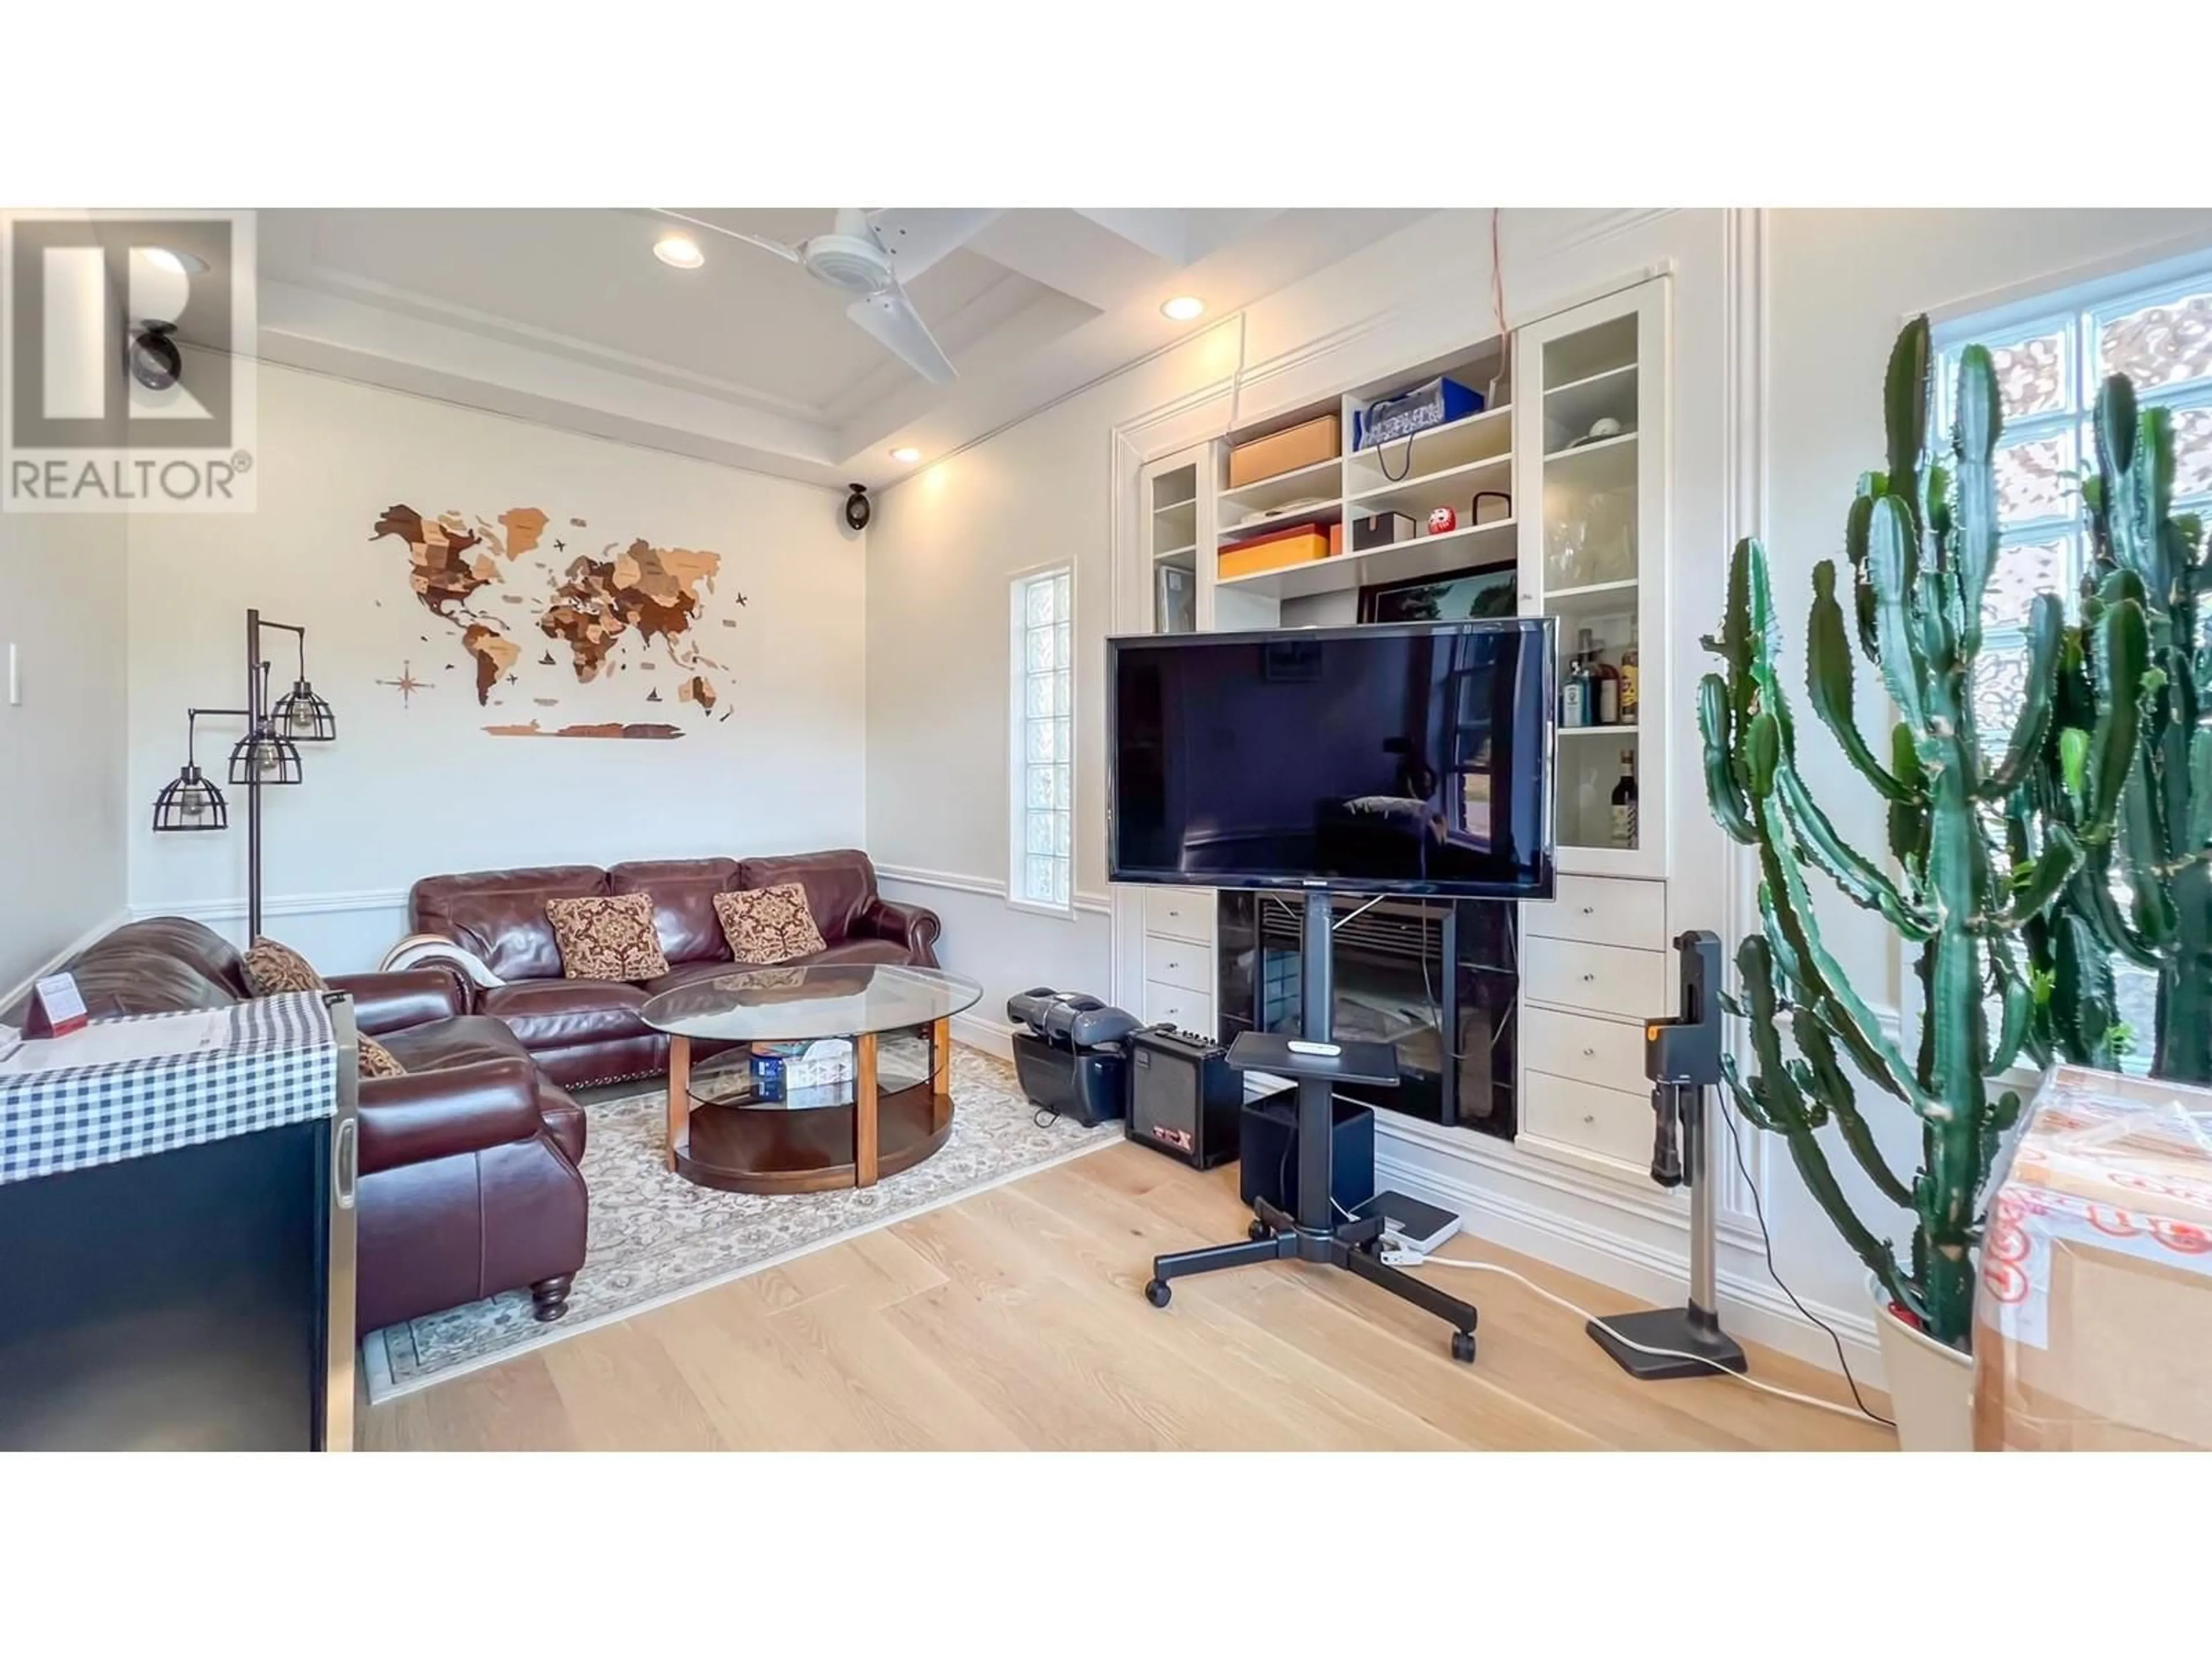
[1113,275,1676,1188]
[1513,279,1668,880]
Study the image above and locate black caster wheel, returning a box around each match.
[1450,1330,1477,1364]
[1144,1279,1172,1309]
[1248,1220,1270,1242]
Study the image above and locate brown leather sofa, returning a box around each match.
[408,849,941,1089]
[4,918,589,1336]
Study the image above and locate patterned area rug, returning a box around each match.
[361,1041,1115,1402]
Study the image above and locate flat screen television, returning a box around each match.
[1108,619,1556,899]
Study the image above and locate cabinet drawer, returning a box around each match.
[1522,1006,1645,1094]
[1525,936,1667,1020]
[1143,888,1215,944]
[1521,1072,1653,1169]
[1142,981,1214,1036]
[1145,934,1213,993]
[1525,874,1666,950]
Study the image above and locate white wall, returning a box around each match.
[0,510,131,998]
[126,361,868,971]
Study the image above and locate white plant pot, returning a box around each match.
[1868,1274,1975,1451]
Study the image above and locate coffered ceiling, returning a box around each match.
[250,208,1427,490]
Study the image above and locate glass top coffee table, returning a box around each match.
[641,963,983,1194]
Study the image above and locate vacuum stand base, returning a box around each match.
[1586,1305,1747,1380]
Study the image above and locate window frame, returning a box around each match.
[1006,561,1076,920]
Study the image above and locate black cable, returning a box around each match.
[1718,1099,1895,1430]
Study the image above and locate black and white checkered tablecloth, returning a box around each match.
[0,994,339,1187]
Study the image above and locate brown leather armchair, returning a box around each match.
[407,848,942,1088]
[5,919,589,1336]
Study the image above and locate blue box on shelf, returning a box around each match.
[1354,375,1483,450]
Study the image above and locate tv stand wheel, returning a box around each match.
[1145,1278,1172,1309]
[1451,1330,1477,1364]
[1247,1219,1270,1242]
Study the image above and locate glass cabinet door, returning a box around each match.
[1514,278,1668,877]
[1145,455,1200,635]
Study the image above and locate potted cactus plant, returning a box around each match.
[1699,317,2139,1447]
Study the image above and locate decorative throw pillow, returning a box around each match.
[357,1035,406,1080]
[244,936,327,997]
[713,883,828,965]
[544,893,671,981]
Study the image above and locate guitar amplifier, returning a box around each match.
[1125,1026,1242,1171]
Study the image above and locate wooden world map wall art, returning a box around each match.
[370,503,746,740]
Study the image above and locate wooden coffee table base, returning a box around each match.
[664,1022,956,1195]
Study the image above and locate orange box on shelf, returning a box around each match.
[1219,527,1332,581]
[1328,521,1344,557]
[1227,414,1340,489]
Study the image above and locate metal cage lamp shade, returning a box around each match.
[227,723,304,787]
[267,624,336,743]
[152,711,232,832]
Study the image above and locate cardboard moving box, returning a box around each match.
[1974,1065,2212,1451]
[1227,414,1340,488]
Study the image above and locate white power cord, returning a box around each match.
[1377,1243,1884,1425]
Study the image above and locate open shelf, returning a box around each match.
[1154,543,1196,569]
[1559,722,1638,737]
[1218,516,1515,603]
[1541,312,1638,391]
[1343,404,1511,491]
[1347,451,1512,520]
[1544,427,1638,478]
[1218,454,1342,520]
[1219,501,1344,550]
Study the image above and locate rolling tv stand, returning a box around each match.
[1142,888,1480,1362]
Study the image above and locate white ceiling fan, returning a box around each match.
[660,207,1001,384]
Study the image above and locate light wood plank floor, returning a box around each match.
[361,1140,1892,1451]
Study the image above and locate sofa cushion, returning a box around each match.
[607,858,742,965]
[737,850,878,945]
[243,936,326,997]
[478,978,653,1050]
[410,864,610,982]
[373,1012,538,1072]
[358,1034,406,1079]
[713,882,828,965]
[545,893,670,980]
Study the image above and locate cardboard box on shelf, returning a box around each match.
[1218,527,1332,581]
[1974,1065,2212,1451]
[1227,414,1340,488]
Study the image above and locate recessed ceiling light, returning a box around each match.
[1161,295,1205,322]
[143,247,209,276]
[889,446,922,464]
[654,233,704,270]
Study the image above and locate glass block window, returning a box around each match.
[1010,566,1073,912]
[1937,255,2212,727]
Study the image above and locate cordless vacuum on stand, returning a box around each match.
[1586,929,1747,1380]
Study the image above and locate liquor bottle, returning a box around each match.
[1592,632,1621,725]
[1619,614,1639,724]
[1561,639,1586,727]
[1609,751,1638,849]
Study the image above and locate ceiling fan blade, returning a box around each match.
[863,208,1001,283]
[846,285,956,384]
[653,209,802,263]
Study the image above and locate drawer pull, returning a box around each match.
[1580,905,1596,916]
[1582,1046,1596,1057]
[1580,972,1595,983]
[1582,1113,1596,1126]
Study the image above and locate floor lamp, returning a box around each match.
[151,609,338,940]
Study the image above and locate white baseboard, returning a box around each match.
[2,907,133,1018]
[952,1010,1017,1060]
[1373,1132,1885,1388]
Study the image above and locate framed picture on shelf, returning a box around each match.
[1357,562,1517,626]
